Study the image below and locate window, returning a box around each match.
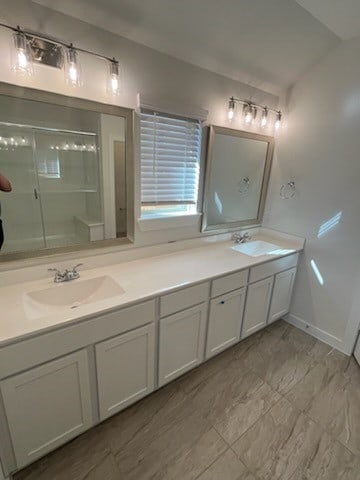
[140,110,201,218]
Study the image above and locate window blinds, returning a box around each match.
[140,110,201,205]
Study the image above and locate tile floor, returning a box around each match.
[14,320,360,480]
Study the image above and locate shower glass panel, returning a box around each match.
[0,125,45,253]
[35,130,101,249]
[0,123,101,253]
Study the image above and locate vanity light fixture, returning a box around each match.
[227,96,282,132]
[275,111,282,130]
[12,27,33,77]
[108,58,120,96]
[261,107,268,128]
[227,96,236,121]
[1,22,122,97]
[65,44,82,87]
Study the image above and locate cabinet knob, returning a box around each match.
[220,301,225,304]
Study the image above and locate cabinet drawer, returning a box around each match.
[249,253,298,283]
[211,270,248,297]
[160,282,209,317]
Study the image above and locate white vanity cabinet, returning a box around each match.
[268,267,297,324]
[0,350,92,468]
[242,276,274,338]
[158,282,209,386]
[96,323,155,420]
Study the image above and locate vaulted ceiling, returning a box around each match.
[33,0,358,95]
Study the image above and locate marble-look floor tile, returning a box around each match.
[14,423,111,480]
[286,359,360,456]
[289,434,360,480]
[104,380,186,455]
[83,454,121,480]
[159,427,227,480]
[279,325,332,361]
[196,448,256,480]
[114,393,227,480]
[232,397,323,480]
[190,362,281,445]
[246,341,318,394]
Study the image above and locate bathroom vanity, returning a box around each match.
[0,229,303,476]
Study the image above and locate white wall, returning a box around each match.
[0,0,278,247]
[264,36,360,354]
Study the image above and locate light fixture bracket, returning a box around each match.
[25,34,63,69]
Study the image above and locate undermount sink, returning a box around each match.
[232,240,295,257]
[24,276,125,318]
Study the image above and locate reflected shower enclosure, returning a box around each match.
[0,88,130,258]
[0,124,101,253]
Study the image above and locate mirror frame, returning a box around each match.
[201,125,274,232]
[0,81,134,262]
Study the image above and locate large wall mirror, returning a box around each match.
[202,126,274,232]
[0,83,133,260]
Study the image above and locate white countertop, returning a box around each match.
[0,229,304,347]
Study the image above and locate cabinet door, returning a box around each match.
[206,288,246,359]
[96,324,155,420]
[268,267,297,324]
[158,303,207,386]
[242,277,274,338]
[0,350,92,468]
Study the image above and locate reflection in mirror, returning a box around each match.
[202,126,274,231]
[0,88,132,258]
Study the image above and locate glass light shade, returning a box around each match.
[65,46,82,87]
[227,97,235,121]
[243,104,254,125]
[275,111,282,130]
[12,31,33,76]
[107,59,120,96]
[261,108,268,128]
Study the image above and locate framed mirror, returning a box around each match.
[0,82,134,261]
[202,125,274,232]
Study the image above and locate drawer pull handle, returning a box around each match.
[220,301,225,304]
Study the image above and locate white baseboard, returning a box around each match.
[285,313,351,355]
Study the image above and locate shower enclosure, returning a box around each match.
[0,123,102,254]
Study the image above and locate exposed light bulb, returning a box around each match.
[108,58,120,96]
[275,111,282,130]
[228,97,235,121]
[244,104,253,125]
[12,29,33,76]
[65,45,82,87]
[261,108,268,128]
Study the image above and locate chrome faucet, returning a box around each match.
[232,232,252,244]
[48,264,83,283]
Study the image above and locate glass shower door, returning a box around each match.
[34,130,101,248]
[0,125,45,254]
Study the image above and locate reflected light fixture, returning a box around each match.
[227,96,235,121]
[244,104,253,125]
[261,107,268,128]
[65,44,82,87]
[108,58,120,96]
[275,111,282,130]
[12,27,33,76]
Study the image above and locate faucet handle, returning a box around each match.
[72,263,83,273]
[48,267,61,274]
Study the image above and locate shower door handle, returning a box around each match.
[34,188,39,200]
